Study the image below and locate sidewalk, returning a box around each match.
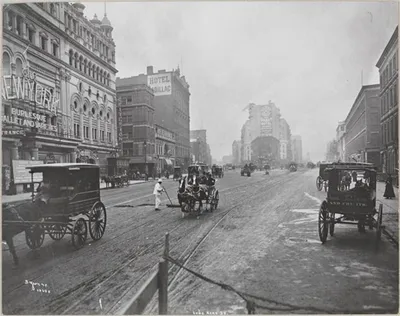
[1,180,147,204]
[376,181,399,244]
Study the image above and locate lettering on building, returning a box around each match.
[147,73,172,96]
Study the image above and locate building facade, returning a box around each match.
[336,121,346,162]
[232,140,241,165]
[344,84,380,167]
[116,81,156,175]
[376,26,398,178]
[2,3,118,193]
[279,118,292,162]
[117,66,191,169]
[240,120,252,163]
[291,135,303,163]
[248,101,281,141]
[251,136,280,167]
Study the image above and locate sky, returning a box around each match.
[83,0,398,162]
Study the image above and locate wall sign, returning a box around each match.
[2,107,57,132]
[147,73,172,96]
[12,160,44,184]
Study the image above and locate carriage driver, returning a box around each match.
[205,172,216,201]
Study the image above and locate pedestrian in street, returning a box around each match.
[153,178,164,211]
[384,174,396,199]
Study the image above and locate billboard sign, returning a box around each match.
[12,160,44,184]
[147,73,172,96]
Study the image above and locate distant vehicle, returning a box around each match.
[241,165,251,177]
[289,162,297,172]
[225,163,233,170]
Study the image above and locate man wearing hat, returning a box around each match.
[153,178,164,211]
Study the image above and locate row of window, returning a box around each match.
[122,143,155,157]
[73,100,110,120]
[69,49,111,87]
[119,91,153,106]
[121,107,154,125]
[4,11,60,57]
[381,81,398,116]
[64,11,115,59]
[381,114,398,146]
[73,123,111,142]
[380,50,398,89]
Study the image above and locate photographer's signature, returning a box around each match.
[193,310,227,315]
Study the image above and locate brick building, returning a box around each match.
[376,26,398,178]
[2,3,118,194]
[344,84,380,167]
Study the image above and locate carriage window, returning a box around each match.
[331,170,372,192]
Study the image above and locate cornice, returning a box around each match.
[376,26,399,68]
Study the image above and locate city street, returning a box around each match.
[2,169,398,315]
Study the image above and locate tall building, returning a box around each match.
[190,130,211,165]
[279,118,292,162]
[291,135,303,163]
[2,3,118,193]
[241,120,252,163]
[248,101,281,140]
[336,121,346,162]
[116,65,191,169]
[232,140,241,165]
[376,26,398,177]
[251,136,280,167]
[116,81,156,174]
[344,84,380,167]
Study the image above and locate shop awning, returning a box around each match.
[163,158,173,165]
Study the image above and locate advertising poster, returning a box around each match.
[12,160,44,184]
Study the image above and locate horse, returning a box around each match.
[101,176,112,188]
[2,201,39,266]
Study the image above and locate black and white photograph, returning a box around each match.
[1,0,399,314]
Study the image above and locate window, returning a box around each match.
[83,104,87,112]
[395,82,398,105]
[88,87,92,97]
[108,132,111,142]
[52,42,58,57]
[15,58,23,76]
[127,97,132,103]
[92,128,97,140]
[16,16,23,36]
[107,112,110,120]
[69,50,73,65]
[74,101,78,110]
[74,123,80,137]
[84,126,89,139]
[41,36,47,51]
[28,27,35,44]
[2,52,11,75]
[101,130,105,141]
[92,107,96,115]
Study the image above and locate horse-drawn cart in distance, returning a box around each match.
[212,165,224,178]
[2,163,107,266]
[316,162,332,191]
[318,162,384,246]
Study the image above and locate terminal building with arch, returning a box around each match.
[2,2,118,194]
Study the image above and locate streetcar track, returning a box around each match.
[3,171,298,314]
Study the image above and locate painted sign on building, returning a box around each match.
[2,107,57,132]
[147,73,172,96]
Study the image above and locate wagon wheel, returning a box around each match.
[318,202,329,243]
[48,224,67,241]
[71,218,87,250]
[376,204,383,243]
[25,224,45,250]
[316,176,323,191]
[329,213,335,236]
[89,202,107,241]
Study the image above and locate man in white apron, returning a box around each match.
[153,178,164,211]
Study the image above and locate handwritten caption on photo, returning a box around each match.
[25,280,51,294]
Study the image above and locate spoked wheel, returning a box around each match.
[25,224,45,250]
[48,224,67,241]
[89,202,107,241]
[376,204,383,244]
[72,218,87,250]
[316,176,323,191]
[318,202,329,243]
[329,213,335,236]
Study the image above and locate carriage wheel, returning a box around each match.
[329,213,335,236]
[48,224,67,241]
[72,218,87,250]
[376,204,383,243]
[25,224,45,250]
[89,202,107,241]
[318,202,329,243]
[316,176,323,191]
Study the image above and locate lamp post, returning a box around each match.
[144,141,148,176]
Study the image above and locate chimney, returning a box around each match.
[147,66,154,75]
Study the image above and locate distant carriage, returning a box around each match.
[2,163,107,266]
[289,162,297,172]
[212,165,224,178]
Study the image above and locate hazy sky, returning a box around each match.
[83,1,398,162]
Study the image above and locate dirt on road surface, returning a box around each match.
[2,169,398,315]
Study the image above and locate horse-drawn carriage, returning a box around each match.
[101,174,129,188]
[318,162,383,246]
[289,162,297,172]
[176,173,219,218]
[241,165,251,177]
[2,163,107,266]
[212,165,224,178]
[316,163,332,191]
